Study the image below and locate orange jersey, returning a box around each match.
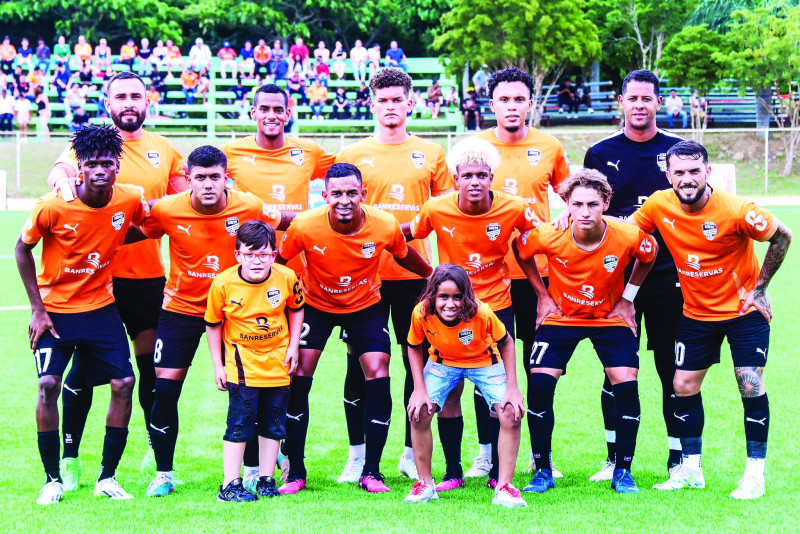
[141,190,282,317]
[254,46,271,63]
[478,128,569,279]
[180,71,198,88]
[408,301,507,368]
[0,44,16,61]
[21,185,149,313]
[410,191,535,310]
[516,219,657,327]
[147,89,161,103]
[120,44,136,60]
[221,136,335,275]
[279,204,408,313]
[56,130,186,279]
[336,135,452,280]
[74,43,92,61]
[167,45,182,59]
[205,263,304,387]
[634,189,774,321]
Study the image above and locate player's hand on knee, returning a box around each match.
[740,288,772,323]
[285,346,299,375]
[500,387,525,421]
[607,299,637,335]
[407,390,433,422]
[29,309,58,350]
[536,295,563,329]
[551,209,570,232]
[214,366,228,391]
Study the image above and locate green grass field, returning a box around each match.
[0,208,798,532]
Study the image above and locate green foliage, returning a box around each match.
[659,25,727,95]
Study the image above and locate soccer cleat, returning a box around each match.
[358,473,391,493]
[277,452,290,481]
[493,483,527,508]
[523,469,554,493]
[243,474,258,494]
[589,460,616,482]
[256,476,281,498]
[398,454,419,480]
[217,478,257,502]
[486,477,498,489]
[279,478,307,495]
[404,480,438,503]
[145,473,175,497]
[94,476,134,500]
[435,475,466,492]
[730,475,765,500]
[464,455,492,478]
[60,457,81,491]
[611,469,640,494]
[527,454,564,479]
[337,456,365,484]
[652,463,705,491]
[140,448,156,477]
[36,479,63,505]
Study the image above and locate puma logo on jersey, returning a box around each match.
[359,157,376,168]
[150,423,169,434]
[230,298,243,308]
[663,217,675,230]
[286,413,304,421]
[242,155,257,165]
[756,347,767,357]
[622,415,641,421]
[177,224,191,236]
[441,226,455,237]
[426,330,437,337]
[607,160,620,171]
[313,245,327,255]
[745,417,767,426]
[343,397,360,406]
[555,257,568,267]
[370,418,391,426]
[64,223,79,235]
[527,409,545,418]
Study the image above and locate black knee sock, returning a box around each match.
[285,375,312,480]
[99,426,129,480]
[135,353,156,434]
[474,386,491,445]
[38,430,61,483]
[654,346,681,467]
[62,364,93,458]
[674,393,704,456]
[343,349,366,447]
[601,375,615,463]
[528,373,557,471]
[612,381,640,472]
[742,394,769,459]
[402,352,414,449]
[437,416,464,478]
[363,377,391,475]
[149,378,183,472]
[243,435,259,468]
[488,417,500,479]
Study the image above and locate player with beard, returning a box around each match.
[46,71,187,490]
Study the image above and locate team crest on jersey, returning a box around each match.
[289,148,304,166]
[146,150,161,169]
[603,255,618,273]
[486,222,501,241]
[111,211,125,231]
[225,217,240,236]
[411,151,425,169]
[266,288,282,307]
[458,329,474,346]
[702,222,717,240]
[255,317,270,331]
[657,153,668,172]
[527,148,541,166]
[362,242,377,258]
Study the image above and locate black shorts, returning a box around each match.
[303,303,391,356]
[635,287,683,352]
[530,324,639,372]
[153,309,206,369]
[381,279,426,346]
[224,384,291,442]
[34,304,133,385]
[494,306,516,340]
[674,312,770,371]
[113,276,165,341]
[510,278,548,345]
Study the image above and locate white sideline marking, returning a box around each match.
[0,305,30,311]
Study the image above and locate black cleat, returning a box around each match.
[218,478,258,502]
[256,476,281,498]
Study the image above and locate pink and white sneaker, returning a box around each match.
[493,483,527,508]
[404,480,438,503]
[435,476,466,492]
[279,479,306,495]
[358,473,391,493]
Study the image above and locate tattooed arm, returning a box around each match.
[740,218,792,322]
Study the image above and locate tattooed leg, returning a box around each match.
[735,367,765,398]
[736,367,769,461]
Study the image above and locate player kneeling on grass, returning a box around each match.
[405,264,527,508]
[205,220,304,502]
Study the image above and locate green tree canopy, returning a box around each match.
[659,24,728,95]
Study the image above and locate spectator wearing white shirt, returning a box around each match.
[665,89,688,129]
[349,40,368,83]
[189,38,212,72]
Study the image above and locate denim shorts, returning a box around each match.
[423,361,507,413]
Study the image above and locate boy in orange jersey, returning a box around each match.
[515,168,657,495]
[16,126,150,504]
[140,146,291,498]
[403,137,537,489]
[335,67,452,483]
[206,220,304,502]
[405,265,526,508]
[633,141,792,499]
[278,163,433,494]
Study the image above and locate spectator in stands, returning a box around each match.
[411,88,426,118]
[74,35,92,68]
[444,86,459,112]
[17,38,34,72]
[165,39,184,77]
[137,38,154,77]
[574,78,594,114]
[36,38,51,72]
[119,39,137,71]
[665,89,688,129]
[368,44,382,78]
[34,86,50,141]
[70,105,90,132]
[355,82,370,120]
[150,65,168,102]
[12,66,30,98]
[231,77,249,119]
[95,38,112,71]
[285,93,296,133]
[273,55,289,82]
[51,62,71,102]
[331,41,347,80]
[462,89,481,130]
[350,39,368,82]
[14,89,31,138]
[98,64,115,82]
[0,71,7,92]
[52,36,70,69]
[472,65,488,98]
[289,53,305,76]
[271,39,285,71]
[153,39,168,70]
[147,84,161,117]
[189,38,212,72]
[385,41,408,72]
[690,90,708,129]
[73,62,97,99]
[289,37,310,72]
[181,65,199,104]
[314,41,330,66]
[314,59,330,88]
[216,41,237,79]
[426,79,443,119]
[308,78,328,120]
[0,37,17,74]
[28,66,45,92]
[197,66,211,104]
[332,86,351,120]
[65,84,86,117]
[557,79,577,115]
[239,41,255,79]
[0,88,14,132]
[254,39,272,79]
[287,69,307,104]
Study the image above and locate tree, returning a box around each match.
[434,0,601,126]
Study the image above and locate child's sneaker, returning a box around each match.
[218,478,257,502]
[256,476,281,498]
[404,480,438,503]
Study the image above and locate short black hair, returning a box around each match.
[71,125,124,162]
[236,219,276,251]
[187,145,227,170]
[622,69,660,96]
[254,84,288,106]
[666,140,708,169]
[107,70,146,95]
[325,162,362,187]
[488,66,534,99]
[369,67,412,97]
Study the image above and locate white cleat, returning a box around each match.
[337,457,365,484]
[527,454,563,479]
[589,460,616,482]
[404,480,438,503]
[398,454,420,480]
[464,455,492,478]
[492,483,527,508]
[94,476,134,499]
[36,480,63,505]
[653,464,705,491]
[730,475,765,500]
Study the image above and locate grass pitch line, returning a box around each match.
[0,305,30,311]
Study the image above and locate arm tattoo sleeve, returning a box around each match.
[754,223,792,292]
